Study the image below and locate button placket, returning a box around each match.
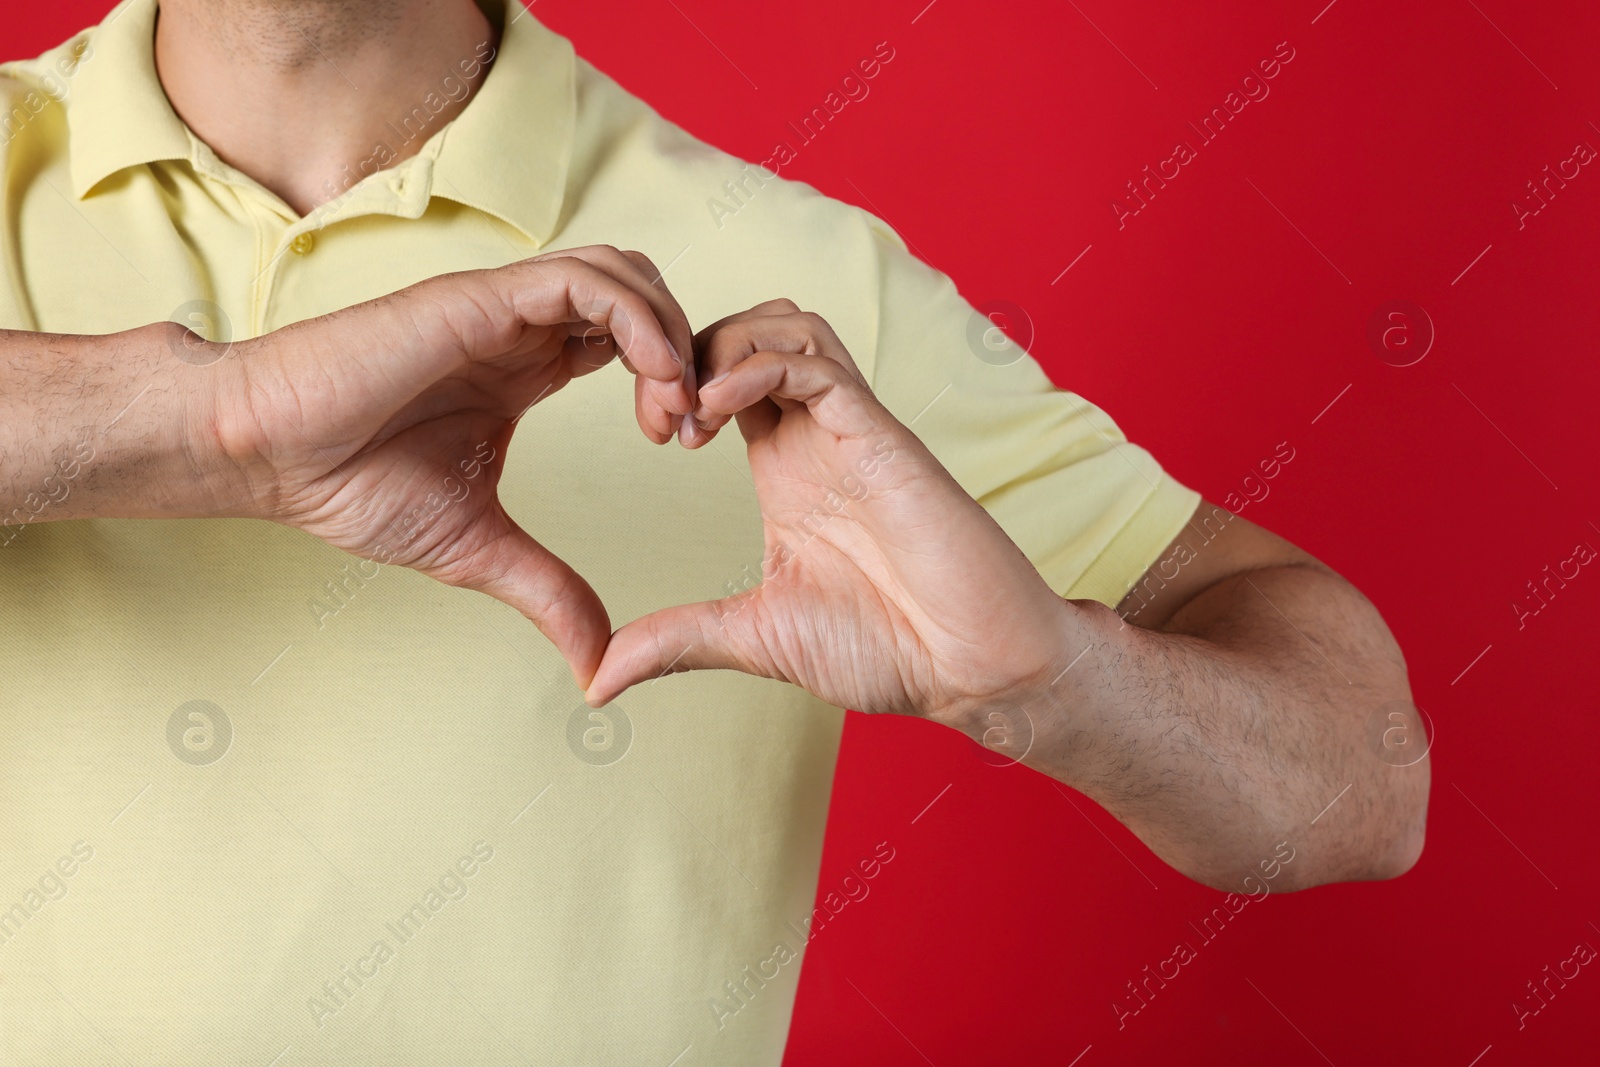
[237,195,297,339]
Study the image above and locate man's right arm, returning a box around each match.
[0,322,249,530]
[0,248,698,685]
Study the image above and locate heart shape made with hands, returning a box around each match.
[259,247,1071,726]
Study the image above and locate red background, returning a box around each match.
[10,1,1600,1063]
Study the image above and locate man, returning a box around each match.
[0,0,1427,1063]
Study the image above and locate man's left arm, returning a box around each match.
[585,299,1429,894]
[1014,501,1428,892]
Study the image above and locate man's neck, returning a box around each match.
[154,0,498,217]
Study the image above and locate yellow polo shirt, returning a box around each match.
[0,0,1199,1063]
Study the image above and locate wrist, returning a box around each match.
[932,593,1105,750]
[160,321,269,520]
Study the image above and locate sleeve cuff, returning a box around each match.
[1048,473,1202,608]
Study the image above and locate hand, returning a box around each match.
[209,246,697,686]
[586,299,1077,723]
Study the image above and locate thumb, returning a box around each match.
[450,510,612,690]
[585,597,756,706]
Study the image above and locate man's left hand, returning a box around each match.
[584,298,1076,726]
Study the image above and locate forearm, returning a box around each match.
[0,323,240,537]
[997,563,1428,891]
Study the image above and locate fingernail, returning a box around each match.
[704,371,729,390]
[679,414,699,445]
[668,339,684,367]
[670,413,683,439]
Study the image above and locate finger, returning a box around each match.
[622,248,699,442]
[476,255,675,383]
[699,349,884,440]
[492,253,696,439]
[626,359,694,445]
[685,299,801,443]
[585,598,755,707]
[652,357,694,442]
[528,245,696,414]
[524,245,690,378]
[563,325,620,378]
[673,360,696,444]
[545,247,700,442]
[686,308,864,446]
[689,297,804,349]
[635,371,675,444]
[728,398,782,445]
[618,249,698,397]
[555,325,673,441]
[451,507,614,689]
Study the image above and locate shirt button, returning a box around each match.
[289,232,316,256]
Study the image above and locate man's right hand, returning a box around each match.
[0,246,696,687]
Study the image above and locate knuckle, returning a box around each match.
[572,242,624,265]
[748,295,800,316]
[523,254,574,280]
[798,310,832,333]
[621,249,659,272]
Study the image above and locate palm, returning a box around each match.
[291,408,521,583]
[268,319,569,572]
[733,433,931,714]
[749,410,1062,715]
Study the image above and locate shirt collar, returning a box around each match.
[429,0,576,247]
[67,0,575,247]
[67,0,190,197]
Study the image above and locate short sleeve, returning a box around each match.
[0,72,43,332]
[856,214,1201,608]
